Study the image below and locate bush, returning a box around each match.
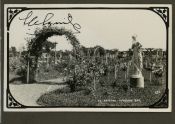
[54,61,69,73]
[66,79,76,92]
[9,57,27,77]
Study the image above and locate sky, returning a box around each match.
[9,9,166,51]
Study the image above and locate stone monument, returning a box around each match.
[130,35,144,88]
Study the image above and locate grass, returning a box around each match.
[37,69,166,107]
[9,65,167,107]
[37,85,166,107]
[37,87,98,106]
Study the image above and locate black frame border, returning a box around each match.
[5,6,170,109]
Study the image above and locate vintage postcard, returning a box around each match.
[4,4,172,112]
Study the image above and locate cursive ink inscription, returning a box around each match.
[19,11,81,34]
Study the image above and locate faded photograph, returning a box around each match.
[0,1,3,120]
[4,4,172,112]
[0,29,1,123]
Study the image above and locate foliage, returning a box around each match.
[23,27,81,82]
[37,78,166,106]
[9,46,17,56]
[9,57,27,77]
[37,87,97,106]
[9,26,167,106]
[28,27,80,58]
[42,40,55,53]
[65,57,105,93]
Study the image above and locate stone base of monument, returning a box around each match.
[130,75,144,88]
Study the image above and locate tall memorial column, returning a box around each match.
[130,35,144,88]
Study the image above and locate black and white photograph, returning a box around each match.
[4,4,172,112]
[0,26,1,123]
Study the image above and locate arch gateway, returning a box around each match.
[26,26,81,83]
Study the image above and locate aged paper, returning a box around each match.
[4,4,172,112]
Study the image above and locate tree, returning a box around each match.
[79,45,87,56]
[11,46,17,56]
[128,48,133,57]
[93,45,105,57]
[145,48,154,56]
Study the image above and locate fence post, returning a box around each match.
[105,54,108,64]
[27,59,30,84]
[150,71,152,83]
[93,77,96,91]
[115,64,117,79]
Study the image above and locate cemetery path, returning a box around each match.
[9,77,66,106]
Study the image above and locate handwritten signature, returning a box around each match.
[19,11,81,34]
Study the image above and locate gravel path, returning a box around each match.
[9,78,66,106]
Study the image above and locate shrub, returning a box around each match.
[9,57,27,77]
[15,65,27,78]
[66,79,76,92]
